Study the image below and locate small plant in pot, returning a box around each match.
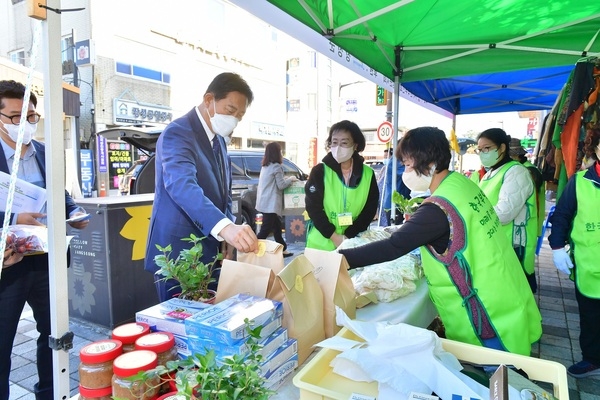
[130,319,274,400]
[154,233,222,303]
[392,190,424,221]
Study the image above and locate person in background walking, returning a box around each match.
[549,124,600,378]
[256,142,298,257]
[382,142,411,226]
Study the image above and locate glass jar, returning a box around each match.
[112,350,159,400]
[157,392,187,400]
[112,322,150,352]
[78,339,123,389]
[134,332,178,365]
[78,385,112,400]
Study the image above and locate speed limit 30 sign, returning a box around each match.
[376,121,393,143]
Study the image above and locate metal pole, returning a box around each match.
[41,0,71,397]
[390,47,401,223]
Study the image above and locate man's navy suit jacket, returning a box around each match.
[145,108,234,274]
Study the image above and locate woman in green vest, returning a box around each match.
[508,138,546,242]
[305,120,379,250]
[339,127,541,356]
[549,125,600,378]
[476,129,537,293]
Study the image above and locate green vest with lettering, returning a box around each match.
[524,160,546,237]
[479,161,538,275]
[306,164,373,250]
[571,171,600,298]
[420,172,542,355]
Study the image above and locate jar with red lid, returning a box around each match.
[134,331,178,366]
[78,339,123,390]
[112,322,150,352]
[112,350,160,400]
[78,385,112,400]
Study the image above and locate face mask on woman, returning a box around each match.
[208,101,239,137]
[479,148,500,168]
[1,122,36,145]
[402,164,435,192]
[330,145,354,163]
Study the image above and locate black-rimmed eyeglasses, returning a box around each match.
[0,112,41,125]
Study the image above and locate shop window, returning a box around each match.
[9,49,26,66]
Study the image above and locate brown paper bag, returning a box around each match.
[215,256,325,365]
[304,248,357,337]
[236,239,284,274]
[276,255,325,364]
[215,259,274,303]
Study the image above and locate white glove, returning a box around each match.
[552,249,573,275]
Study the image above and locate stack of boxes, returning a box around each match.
[135,293,298,390]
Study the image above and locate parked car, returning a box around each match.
[98,127,308,230]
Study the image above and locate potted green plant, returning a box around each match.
[130,320,274,400]
[391,191,424,220]
[154,233,222,303]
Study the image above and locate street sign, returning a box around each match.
[376,85,387,106]
[376,121,393,143]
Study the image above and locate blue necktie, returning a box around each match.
[212,136,226,208]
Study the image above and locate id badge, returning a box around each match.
[337,212,353,226]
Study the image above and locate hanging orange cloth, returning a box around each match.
[561,75,600,177]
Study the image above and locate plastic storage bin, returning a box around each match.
[293,327,568,399]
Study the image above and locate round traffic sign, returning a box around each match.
[376,121,393,143]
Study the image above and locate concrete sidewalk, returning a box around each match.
[9,231,600,399]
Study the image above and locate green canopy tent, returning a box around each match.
[230,0,600,218]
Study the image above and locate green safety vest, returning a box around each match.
[420,172,542,355]
[524,160,546,237]
[479,161,538,275]
[571,171,600,298]
[306,164,373,250]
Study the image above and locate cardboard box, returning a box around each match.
[184,294,283,345]
[187,323,286,360]
[264,353,299,390]
[260,338,298,377]
[135,298,211,336]
[293,328,568,400]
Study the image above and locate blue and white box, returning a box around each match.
[135,298,212,336]
[184,294,283,345]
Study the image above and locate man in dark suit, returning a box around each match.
[0,80,89,400]
[145,72,259,301]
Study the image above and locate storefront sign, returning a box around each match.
[251,122,285,139]
[113,99,172,125]
[97,135,108,173]
[75,39,95,66]
[107,141,133,189]
[80,149,94,197]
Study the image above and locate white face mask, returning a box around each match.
[208,100,239,138]
[402,165,435,192]
[330,145,354,164]
[1,122,36,145]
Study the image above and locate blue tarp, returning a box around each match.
[402,65,573,115]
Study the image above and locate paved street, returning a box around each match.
[8,213,600,399]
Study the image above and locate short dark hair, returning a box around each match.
[477,128,511,163]
[584,124,600,161]
[205,73,254,105]
[397,126,450,174]
[325,120,366,152]
[0,80,38,109]
[262,142,283,166]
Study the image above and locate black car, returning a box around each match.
[98,127,308,229]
